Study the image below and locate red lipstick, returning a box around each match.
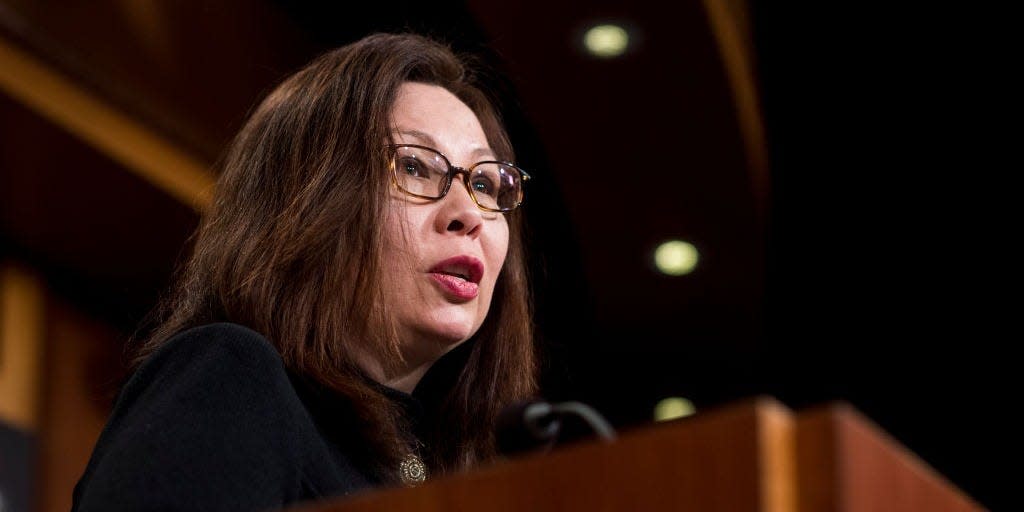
[428,255,484,300]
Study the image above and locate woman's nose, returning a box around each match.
[436,175,483,237]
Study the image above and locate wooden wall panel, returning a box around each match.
[35,294,121,512]
[0,263,45,431]
[0,261,122,512]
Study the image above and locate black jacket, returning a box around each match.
[72,322,424,512]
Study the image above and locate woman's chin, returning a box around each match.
[419,308,482,343]
[428,323,476,346]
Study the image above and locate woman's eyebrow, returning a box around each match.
[395,129,495,161]
[395,129,437,147]
[470,146,497,161]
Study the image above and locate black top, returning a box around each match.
[72,322,426,512]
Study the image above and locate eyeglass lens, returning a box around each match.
[393,145,523,211]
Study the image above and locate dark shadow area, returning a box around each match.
[754,4,1014,509]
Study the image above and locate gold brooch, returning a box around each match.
[399,454,427,485]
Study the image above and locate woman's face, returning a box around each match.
[383,82,510,370]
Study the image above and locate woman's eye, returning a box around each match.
[399,158,429,179]
[471,177,497,196]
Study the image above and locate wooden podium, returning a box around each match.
[291,398,984,512]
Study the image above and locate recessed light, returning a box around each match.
[583,24,630,58]
[654,397,697,421]
[654,240,699,276]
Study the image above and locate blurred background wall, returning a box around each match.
[0,1,1013,510]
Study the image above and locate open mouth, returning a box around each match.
[428,256,484,300]
[428,256,484,285]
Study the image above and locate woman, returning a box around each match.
[72,33,536,511]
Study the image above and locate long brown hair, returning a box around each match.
[132,33,536,482]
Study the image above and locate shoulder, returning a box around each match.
[112,323,286,413]
[146,322,279,372]
[73,323,350,510]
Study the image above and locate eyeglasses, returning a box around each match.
[387,144,530,212]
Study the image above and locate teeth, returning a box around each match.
[434,262,479,283]
[441,268,471,281]
[438,270,468,281]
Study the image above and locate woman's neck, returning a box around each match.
[355,350,434,394]
[384,364,431,394]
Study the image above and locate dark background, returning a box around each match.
[755,5,1014,511]
[0,1,1014,509]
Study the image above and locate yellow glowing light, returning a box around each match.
[654,397,696,422]
[583,24,629,58]
[654,240,698,276]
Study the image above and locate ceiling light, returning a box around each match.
[654,240,699,276]
[583,24,630,58]
[654,397,696,421]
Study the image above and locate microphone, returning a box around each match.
[495,399,617,456]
